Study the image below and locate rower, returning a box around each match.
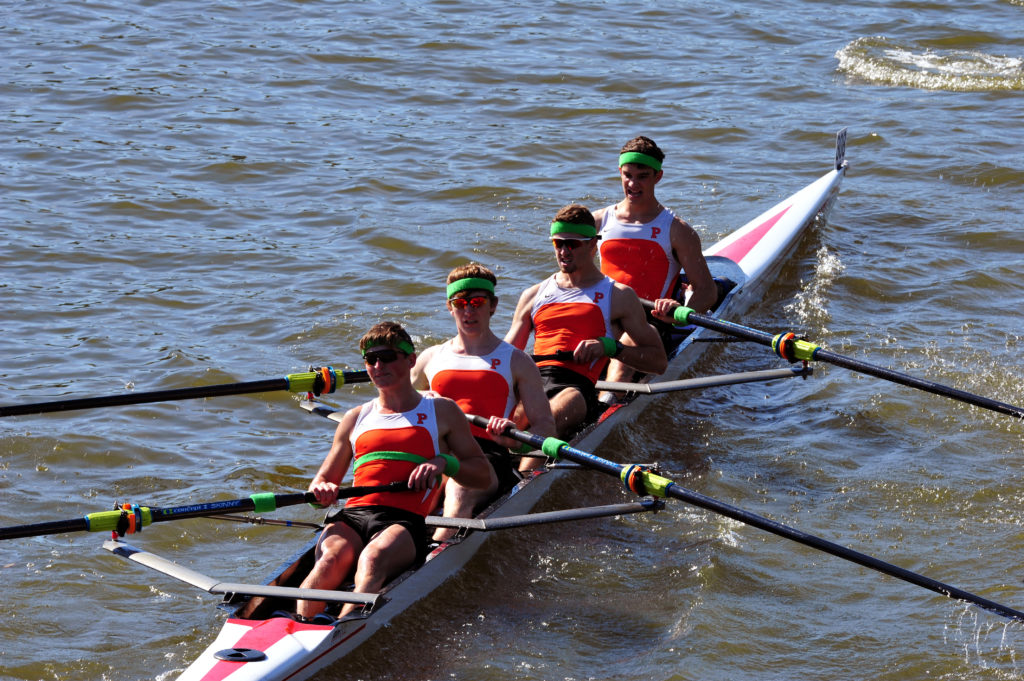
[297,321,494,620]
[412,264,556,541]
[592,136,717,399]
[505,204,667,438]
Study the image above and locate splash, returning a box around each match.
[836,36,1024,92]
[784,246,844,332]
[944,605,1024,675]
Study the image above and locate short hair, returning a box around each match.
[359,321,414,355]
[620,136,665,164]
[447,262,497,301]
[553,203,596,228]
[447,263,496,287]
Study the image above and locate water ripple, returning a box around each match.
[836,36,1024,91]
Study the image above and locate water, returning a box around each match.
[3,1,1024,679]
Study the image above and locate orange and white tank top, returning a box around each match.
[423,340,516,440]
[598,206,680,301]
[347,395,442,516]
[530,275,615,384]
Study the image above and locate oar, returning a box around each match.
[661,304,1024,421]
[596,366,811,394]
[0,367,370,418]
[0,482,407,541]
[468,414,1024,623]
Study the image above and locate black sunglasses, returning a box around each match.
[364,348,404,365]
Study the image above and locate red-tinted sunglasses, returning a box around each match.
[552,238,587,250]
[449,295,489,310]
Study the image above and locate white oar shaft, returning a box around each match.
[596,366,810,394]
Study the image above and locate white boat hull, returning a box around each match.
[172,136,848,681]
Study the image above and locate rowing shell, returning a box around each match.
[109,130,848,681]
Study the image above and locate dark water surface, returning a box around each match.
[3,1,1024,680]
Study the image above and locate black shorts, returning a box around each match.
[538,365,603,429]
[324,505,428,564]
[476,436,523,499]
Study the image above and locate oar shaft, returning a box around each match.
[661,478,1024,621]
[147,492,313,524]
[0,369,371,417]
[468,414,1024,623]
[0,518,90,541]
[0,482,407,541]
[812,345,1024,419]
[0,378,289,417]
[683,310,1024,421]
[596,367,811,394]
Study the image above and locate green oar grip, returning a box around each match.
[541,437,567,460]
[250,493,279,514]
[672,306,694,326]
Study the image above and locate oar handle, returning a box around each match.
[0,482,409,541]
[0,367,371,417]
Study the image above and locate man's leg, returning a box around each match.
[297,521,363,619]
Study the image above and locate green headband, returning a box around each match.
[618,151,662,171]
[446,277,496,299]
[550,221,597,239]
[361,339,415,357]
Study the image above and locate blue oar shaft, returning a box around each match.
[0,482,406,541]
[469,414,1024,623]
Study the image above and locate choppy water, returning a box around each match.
[3,1,1024,680]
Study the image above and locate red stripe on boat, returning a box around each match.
[200,617,335,681]
[708,204,791,264]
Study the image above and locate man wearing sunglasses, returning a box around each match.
[505,204,667,437]
[593,136,717,401]
[412,264,556,541]
[297,321,494,621]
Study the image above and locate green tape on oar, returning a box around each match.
[250,493,278,514]
[672,306,694,326]
[541,437,567,460]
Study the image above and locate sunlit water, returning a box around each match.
[2,1,1024,680]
